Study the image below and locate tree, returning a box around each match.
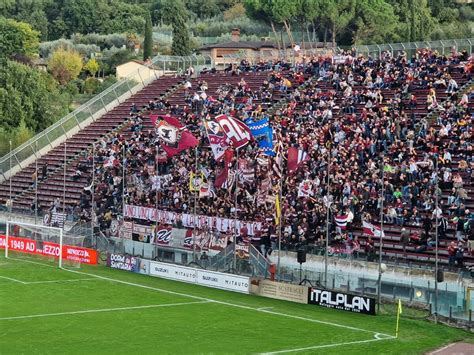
[223,3,246,21]
[159,0,192,55]
[143,12,153,60]
[351,0,399,44]
[320,0,355,48]
[0,60,69,133]
[48,48,83,85]
[387,0,435,42]
[0,18,40,59]
[83,58,100,77]
[171,17,192,56]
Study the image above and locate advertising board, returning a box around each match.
[251,279,308,304]
[197,270,249,293]
[149,261,197,283]
[107,253,150,274]
[0,235,98,265]
[146,260,249,293]
[308,288,376,315]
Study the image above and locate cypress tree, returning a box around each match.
[171,16,191,56]
[143,12,153,61]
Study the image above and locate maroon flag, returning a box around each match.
[215,114,251,149]
[214,166,229,189]
[155,115,198,157]
[288,147,309,173]
[149,114,159,127]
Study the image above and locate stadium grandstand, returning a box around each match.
[2,49,473,270]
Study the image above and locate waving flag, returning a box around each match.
[189,172,205,192]
[363,221,385,239]
[247,117,274,156]
[203,120,228,161]
[288,147,309,173]
[335,214,349,230]
[272,142,283,179]
[155,116,198,157]
[215,114,251,149]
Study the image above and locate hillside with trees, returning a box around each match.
[0,0,473,156]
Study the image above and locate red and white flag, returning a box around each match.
[155,116,198,157]
[203,120,228,161]
[215,114,251,149]
[335,215,349,230]
[288,147,309,173]
[362,221,385,238]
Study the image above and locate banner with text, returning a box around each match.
[106,253,149,274]
[0,235,98,265]
[124,205,262,236]
[148,261,249,293]
[308,288,376,315]
[250,279,308,304]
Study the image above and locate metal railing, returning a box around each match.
[0,54,213,183]
[354,38,474,58]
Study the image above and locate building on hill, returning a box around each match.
[116,60,162,81]
[199,28,335,66]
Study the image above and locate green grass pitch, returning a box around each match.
[0,253,473,354]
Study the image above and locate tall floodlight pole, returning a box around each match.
[434,158,439,323]
[324,150,331,287]
[377,154,385,313]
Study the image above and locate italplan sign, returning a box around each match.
[308,288,376,315]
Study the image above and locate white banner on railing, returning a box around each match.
[148,261,249,293]
[149,261,197,283]
[197,270,249,293]
[124,204,262,236]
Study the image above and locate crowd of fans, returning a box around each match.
[78,48,474,267]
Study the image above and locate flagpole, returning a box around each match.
[63,143,66,221]
[377,154,385,313]
[9,140,12,220]
[434,158,439,323]
[35,141,38,225]
[193,146,198,262]
[396,299,402,338]
[233,148,239,271]
[324,149,331,288]
[277,175,283,279]
[91,143,95,245]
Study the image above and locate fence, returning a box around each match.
[0,54,213,183]
[276,250,473,324]
[354,38,474,58]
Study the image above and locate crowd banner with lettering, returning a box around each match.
[106,253,149,274]
[0,235,98,265]
[250,279,308,304]
[124,204,262,236]
[308,288,376,315]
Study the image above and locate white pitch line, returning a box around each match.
[25,278,98,284]
[260,337,391,355]
[0,301,210,321]
[0,276,27,284]
[7,257,396,340]
[61,267,395,339]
